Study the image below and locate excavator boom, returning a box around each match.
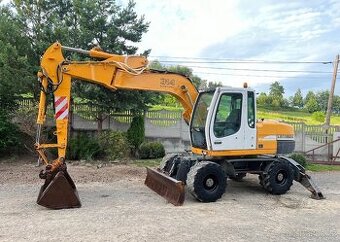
[35,42,198,209]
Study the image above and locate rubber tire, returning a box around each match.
[159,154,178,173]
[175,159,192,183]
[187,161,226,202]
[230,173,246,182]
[259,174,264,187]
[262,160,293,195]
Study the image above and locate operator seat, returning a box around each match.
[224,108,241,135]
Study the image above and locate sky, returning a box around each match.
[119,0,340,97]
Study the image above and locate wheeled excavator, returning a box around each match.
[35,42,324,209]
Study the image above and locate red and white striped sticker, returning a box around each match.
[55,96,69,120]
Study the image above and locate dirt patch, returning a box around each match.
[0,157,145,185]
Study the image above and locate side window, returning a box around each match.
[248,91,255,128]
[215,94,231,122]
[213,93,242,138]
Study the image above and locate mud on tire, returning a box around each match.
[187,161,226,202]
[159,154,178,174]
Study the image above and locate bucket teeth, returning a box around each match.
[145,167,185,206]
[37,171,81,209]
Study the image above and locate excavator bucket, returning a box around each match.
[145,167,185,206]
[37,170,81,209]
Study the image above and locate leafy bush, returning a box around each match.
[139,141,165,159]
[67,133,102,160]
[311,111,325,123]
[289,153,307,167]
[98,130,130,160]
[127,115,145,155]
[0,112,20,154]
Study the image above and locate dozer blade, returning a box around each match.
[37,171,81,209]
[145,167,185,206]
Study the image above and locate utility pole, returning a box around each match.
[325,54,339,129]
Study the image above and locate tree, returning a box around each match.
[149,60,166,71]
[333,95,340,114]
[127,115,144,156]
[292,88,303,108]
[305,95,319,113]
[315,90,329,112]
[256,92,269,106]
[0,6,32,153]
[269,81,284,107]
[71,0,152,131]
[167,65,202,89]
[0,6,33,112]
[12,0,151,131]
[207,81,223,89]
[304,91,315,106]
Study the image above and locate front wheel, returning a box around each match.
[159,154,178,176]
[187,161,226,202]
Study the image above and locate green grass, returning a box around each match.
[257,108,340,125]
[306,163,340,172]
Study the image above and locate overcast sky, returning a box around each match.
[119,0,340,97]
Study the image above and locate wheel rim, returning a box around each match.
[204,175,218,191]
[275,169,287,185]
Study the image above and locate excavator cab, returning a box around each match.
[190,88,256,152]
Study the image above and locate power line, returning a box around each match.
[162,64,332,74]
[193,71,329,79]
[151,56,332,64]
[158,60,332,64]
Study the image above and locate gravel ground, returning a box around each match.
[0,157,339,242]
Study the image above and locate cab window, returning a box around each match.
[213,93,242,138]
[247,91,255,128]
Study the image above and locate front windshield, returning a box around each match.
[191,92,214,128]
[190,92,214,149]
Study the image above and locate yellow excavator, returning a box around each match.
[35,42,323,209]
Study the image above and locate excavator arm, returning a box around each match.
[35,42,198,209]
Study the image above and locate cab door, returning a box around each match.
[209,91,246,151]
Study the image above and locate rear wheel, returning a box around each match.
[262,160,293,195]
[187,161,226,202]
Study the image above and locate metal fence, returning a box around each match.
[288,122,340,164]
[18,99,340,163]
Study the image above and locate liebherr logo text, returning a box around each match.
[160,78,176,88]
